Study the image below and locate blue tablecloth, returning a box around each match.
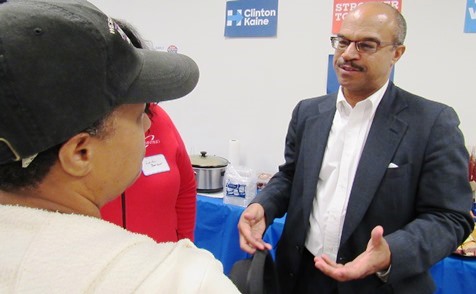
[194,194,284,274]
[430,254,476,293]
[195,194,476,292]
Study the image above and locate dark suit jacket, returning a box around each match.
[253,82,474,293]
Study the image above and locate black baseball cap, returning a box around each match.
[0,0,199,165]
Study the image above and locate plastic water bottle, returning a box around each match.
[223,165,257,207]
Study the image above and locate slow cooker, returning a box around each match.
[190,151,229,193]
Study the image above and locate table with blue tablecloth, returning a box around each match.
[195,194,476,292]
[430,254,476,293]
[194,194,284,274]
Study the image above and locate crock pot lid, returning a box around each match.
[190,151,228,167]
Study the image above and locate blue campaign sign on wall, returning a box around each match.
[225,0,279,37]
[465,0,476,33]
[327,55,395,94]
[327,55,340,94]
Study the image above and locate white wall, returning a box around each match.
[89,0,476,174]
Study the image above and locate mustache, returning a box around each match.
[337,60,364,72]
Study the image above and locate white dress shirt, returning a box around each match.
[305,81,389,261]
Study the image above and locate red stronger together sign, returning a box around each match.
[331,0,402,34]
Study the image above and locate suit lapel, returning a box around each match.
[301,96,336,225]
[340,84,409,245]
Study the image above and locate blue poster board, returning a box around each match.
[465,0,476,33]
[225,0,279,37]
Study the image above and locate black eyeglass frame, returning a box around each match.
[330,36,400,54]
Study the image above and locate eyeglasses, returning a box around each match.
[330,36,399,54]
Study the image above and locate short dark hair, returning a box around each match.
[376,3,406,45]
[0,112,113,192]
[392,7,407,45]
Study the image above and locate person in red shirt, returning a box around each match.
[101,20,197,242]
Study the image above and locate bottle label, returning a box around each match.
[225,181,246,198]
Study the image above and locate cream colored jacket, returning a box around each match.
[0,205,239,293]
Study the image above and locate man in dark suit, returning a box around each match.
[237,2,474,293]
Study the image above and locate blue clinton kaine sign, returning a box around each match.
[225,0,279,37]
[465,0,476,33]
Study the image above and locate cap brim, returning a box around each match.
[126,49,199,103]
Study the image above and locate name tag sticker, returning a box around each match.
[142,154,170,176]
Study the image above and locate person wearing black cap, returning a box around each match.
[0,0,239,292]
[101,19,198,245]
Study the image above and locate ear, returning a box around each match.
[391,45,406,65]
[57,133,94,177]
